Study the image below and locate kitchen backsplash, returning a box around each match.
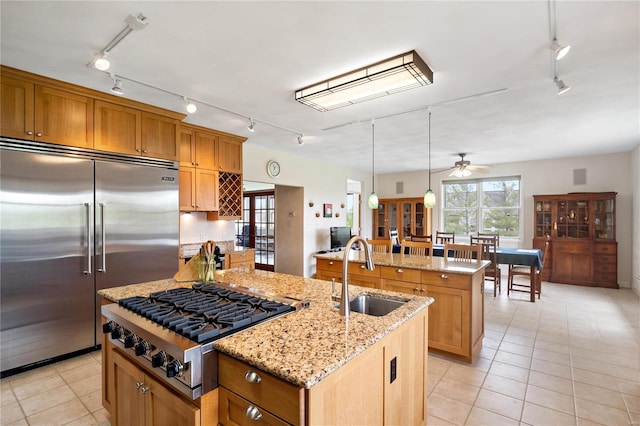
[179,240,236,258]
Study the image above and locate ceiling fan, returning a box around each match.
[446,153,490,177]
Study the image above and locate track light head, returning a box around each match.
[247,118,255,132]
[550,39,571,61]
[183,97,197,114]
[297,135,304,145]
[94,53,110,71]
[110,74,123,95]
[554,77,570,95]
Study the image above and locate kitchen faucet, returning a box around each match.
[339,235,375,319]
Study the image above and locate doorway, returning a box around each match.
[235,190,275,271]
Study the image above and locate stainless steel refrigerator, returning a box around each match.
[0,139,179,373]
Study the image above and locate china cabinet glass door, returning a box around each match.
[534,200,552,237]
[555,199,589,238]
[594,198,615,239]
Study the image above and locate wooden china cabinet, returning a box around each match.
[533,192,617,288]
[373,197,432,242]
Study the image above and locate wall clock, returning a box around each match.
[266,160,281,178]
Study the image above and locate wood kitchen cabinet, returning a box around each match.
[1,74,94,148]
[315,257,381,289]
[110,349,202,426]
[94,100,179,161]
[373,197,431,242]
[218,307,427,425]
[179,167,219,212]
[218,135,243,173]
[225,249,256,270]
[533,192,617,288]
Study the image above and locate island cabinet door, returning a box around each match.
[112,350,146,426]
[424,284,470,358]
[144,373,200,426]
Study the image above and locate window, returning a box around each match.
[442,176,521,238]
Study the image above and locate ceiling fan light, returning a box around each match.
[368,192,379,209]
[550,40,571,61]
[424,189,436,208]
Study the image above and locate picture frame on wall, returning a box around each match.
[323,203,333,218]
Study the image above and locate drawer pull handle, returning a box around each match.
[414,287,420,292]
[440,274,448,279]
[135,382,144,389]
[329,261,334,265]
[420,288,425,292]
[246,405,263,421]
[245,370,262,384]
[397,268,404,273]
[360,264,365,269]
[140,385,150,394]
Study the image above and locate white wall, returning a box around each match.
[377,152,635,288]
[632,144,640,295]
[242,144,372,277]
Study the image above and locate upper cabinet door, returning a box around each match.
[35,85,94,148]
[194,130,218,170]
[94,100,141,155]
[141,112,179,161]
[218,136,243,173]
[1,76,35,139]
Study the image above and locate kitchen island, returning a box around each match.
[315,251,489,363]
[99,269,433,425]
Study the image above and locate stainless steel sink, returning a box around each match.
[349,295,406,316]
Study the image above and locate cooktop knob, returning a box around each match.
[123,334,137,348]
[166,359,183,378]
[110,326,123,340]
[102,321,116,334]
[134,340,150,356]
[151,351,167,368]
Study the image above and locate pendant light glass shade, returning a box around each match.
[424,189,436,208]
[368,192,379,209]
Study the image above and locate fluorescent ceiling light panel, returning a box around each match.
[295,50,433,112]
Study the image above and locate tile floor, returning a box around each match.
[1,281,638,425]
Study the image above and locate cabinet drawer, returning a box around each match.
[228,250,254,266]
[383,279,421,295]
[316,270,341,283]
[421,270,470,290]
[316,258,342,273]
[593,262,616,274]
[347,275,380,289]
[380,265,421,283]
[593,254,616,264]
[218,353,302,425]
[593,243,617,255]
[219,387,289,426]
[554,243,591,255]
[348,262,380,277]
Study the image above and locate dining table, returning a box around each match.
[393,243,543,302]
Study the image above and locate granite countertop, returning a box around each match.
[315,250,490,274]
[98,269,433,389]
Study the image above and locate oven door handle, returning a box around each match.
[97,203,106,273]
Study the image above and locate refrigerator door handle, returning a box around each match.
[97,203,107,273]
[83,203,92,275]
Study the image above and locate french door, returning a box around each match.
[235,191,275,271]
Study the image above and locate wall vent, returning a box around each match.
[573,168,587,185]
[396,181,404,194]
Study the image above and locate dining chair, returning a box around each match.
[389,228,400,245]
[400,239,433,256]
[435,231,455,244]
[366,238,392,254]
[507,237,550,299]
[444,242,481,262]
[478,232,500,246]
[410,235,432,242]
[471,235,501,296]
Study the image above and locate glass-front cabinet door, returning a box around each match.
[534,199,552,237]
[413,200,426,237]
[555,198,589,238]
[594,197,615,239]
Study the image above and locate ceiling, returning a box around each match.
[1,1,638,175]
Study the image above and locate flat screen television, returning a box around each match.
[330,226,352,249]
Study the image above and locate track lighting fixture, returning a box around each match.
[550,39,571,61]
[247,118,256,132]
[110,74,123,95]
[297,135,304,145]
[183,97,197,114]
[88,13,148,71]
[554,77,570,95]
[94,53,110,71]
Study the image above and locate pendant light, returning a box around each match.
[367,119,379,209]
[424,110,436,208]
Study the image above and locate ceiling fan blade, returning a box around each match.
[467,165,490,173]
